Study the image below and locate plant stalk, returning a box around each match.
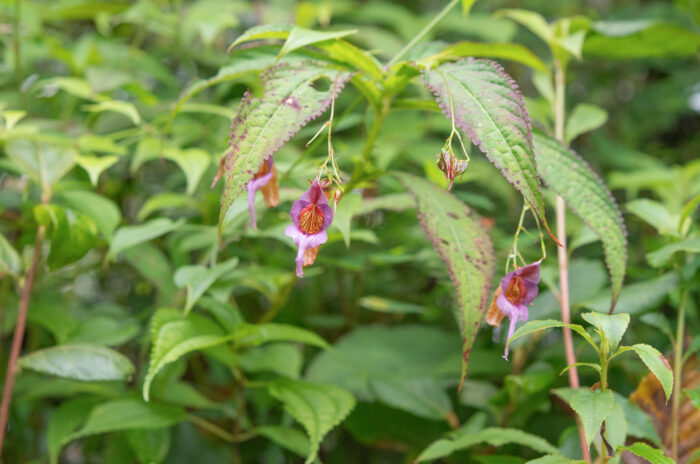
[0,226,45,456]
[671,287,688,462]
[13,0,21,89]
[386,0,461,68]
[599,343,609,464]
[553,58,591,464]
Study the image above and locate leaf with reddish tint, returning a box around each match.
[423,59,547,228]
[217,62,350,235]
[397,173,494,389]
[534,132,627,310]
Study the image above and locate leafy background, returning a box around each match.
[0,0,699,463]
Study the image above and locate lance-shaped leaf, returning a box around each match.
[534,132,627,309]
[217,62,350,234]
[397,173,494,390]
[423,59,548,228]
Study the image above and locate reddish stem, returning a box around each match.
[0,227,44,456]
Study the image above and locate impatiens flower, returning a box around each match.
[246,157,279,229]
[437,149,468,190]
[486,259,542,360]
[284,178,333,277]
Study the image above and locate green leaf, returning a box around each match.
[58,190,121,242]
[628,344,673,401]
[627,199,679,237]
[108,218,185,259]
[19,344,135,382]
[0,233,21,277]
[423,60,548,227]
[48,398,98,464]
[647,237,700,267]
[370,377,452,421]
[686,385,700,408]
[618,443,674,464]
[332,193,363,247]
[218,61,350,234]
[497,9,553,44]
[136,193,198,222]
[143,311,231,401]
[126,428,170,464]
[581,272,678,315]
[569,389,614,446]
[279,26,357,60]
[239,343,303,379]
[396,173,494,389]
[427,41,547,72]
[67,315,140,347]
[534,133,627,309]
[416,427,560,462]
[581,311,630,350]
[604,401,627,452]
[65,399,186,443]
[5,139,76,189]
[228,24,294,51]
[234,323,329,349]
[131,139,210,195]
[268,378,355,464]
[565,103,608,143]
[121,244,179,301]
[461,0,476,15]
[34,204,98,269]
[613,392,660,444]
[256,425,310,457]
[358,295,424,314]
[83,100,141,125]
[75,154,119,186]
[174,258,239,313]
[527,456,582,464]
[507,320,593,351]
[584,22,700,59]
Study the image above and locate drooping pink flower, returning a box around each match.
[486,260,542,360]
[284,178,333,277]
[437,149,468,190]
[246,157,278,229]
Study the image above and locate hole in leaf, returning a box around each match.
[311,76,332,92]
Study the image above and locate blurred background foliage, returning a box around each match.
[0,0,698,463]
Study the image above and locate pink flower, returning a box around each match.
[486,260,542,360]
[246,157,278,230]
[284,179,333,277]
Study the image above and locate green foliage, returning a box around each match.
[19,344,134,382]
[618,443,674,464]
[569,389,614,446]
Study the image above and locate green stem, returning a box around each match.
[599,337,609,464]
[386,0,461,68]
[347,100,389,188]
[13,0,22,90]
[671,288,688,463]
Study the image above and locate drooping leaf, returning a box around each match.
[108,218,185,259]
[58,190,122,242]
[534,132,627,309]
[217,61,350,234]
[581,311,630,350]
[173,257,239,313]
[564,103,608,143]
[396,173,494,389]
[65,399,186,443]
[19,344,135,382]
[628,344,673,401]
[416,427,560,462]
[268,378,355,464]
[33,204,98,269]
[619,443,674,464]
[569,389,614,446]
[423,59,548,227]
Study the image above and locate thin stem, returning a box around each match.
[187,414,236,443]
[599,343,609,464]
[386,0,461,68]
[553,57,591,464]
[347,99,390,190]
[0,226,44,456]
[671,288,688,463]
[13,0,21,89]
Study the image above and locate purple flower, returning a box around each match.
[246,157,278,230]
[284,178,334,277]
[486,260,542,360]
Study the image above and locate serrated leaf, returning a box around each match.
[647,237,700,267]
[268,378,355,464]
[416,427,559,462]
[581,311,630,350]
[34,204,98,269]
[218,61,350,234]
[569,389,614,446]
[76,154,119,186]
[629,344,673,401]
[173,258,239,313]
[618,443,674,464]
[0,233,21,277]
[565,103,608,143]
[65,399,186,443]
[423,59,548,227]
[19,344,134,382]
[279,26,357,60]
[396,173,494,389]
[534,133,627,309]
[108,218,185,259]
[58,190,121,242]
